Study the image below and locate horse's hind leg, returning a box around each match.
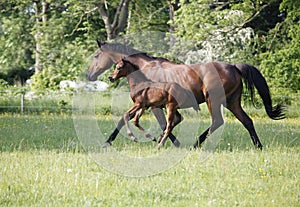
[227,102,263,149]
[194,97,224,148]
[151,108,180,147]
[133,108,156,141]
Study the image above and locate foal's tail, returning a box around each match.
[235,63,285,120]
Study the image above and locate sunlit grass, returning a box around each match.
[0,148,299,206]
[0,112,299,206]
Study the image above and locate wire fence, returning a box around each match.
[0,89,74,114]
[0,89,299,116]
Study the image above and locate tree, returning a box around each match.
[171,0,284,63]
[95,0,130,40]
[0,0,107,89]
[0,0,35,85]
[260,0,300,94]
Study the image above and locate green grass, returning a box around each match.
[0,148,299,206]
[0,112,299,206]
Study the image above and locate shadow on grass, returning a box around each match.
[0,114,299,153]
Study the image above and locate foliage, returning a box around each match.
[170,0,299,103]
[128,0,169,33]
[259,0,300,93]
[30,39,92,90]
[0,0,35,83]
[0,0,299,98]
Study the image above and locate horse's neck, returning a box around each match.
[126,69,149,89]
[125,55,152,68]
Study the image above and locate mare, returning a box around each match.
[109,59,199,148]
[87,41,285,149]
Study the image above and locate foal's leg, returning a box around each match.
[227,102,263,149]
[157,105,177,149]
[103,113,134,147]
[123,104,142,142]
[152,108,181,147]
[133,108,156,141]
[157,110,183,143]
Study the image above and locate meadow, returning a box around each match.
[0,92,299,206]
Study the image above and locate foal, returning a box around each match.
[109,59,199,148]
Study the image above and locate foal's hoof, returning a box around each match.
[131,137,138,142]
[157,143,163,150]
[149,136,157,142]
[145,134,156,142]
[102,142,111,148]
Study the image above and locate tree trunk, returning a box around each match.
[97,0,130,40]
[168,0,180,47]
[34,1,48,74]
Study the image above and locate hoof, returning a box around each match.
[173,139,180,148]
[157,134,163,143]
[102,142,111,148]
[193,143,200,149]
[145,134,156,142]
[257,144,263,150]
[157,143,163,149]
[131,137,138,142]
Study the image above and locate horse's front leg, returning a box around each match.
[151,107,180,147]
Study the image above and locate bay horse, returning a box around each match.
[87,41,285,149]
[109,59,199,148]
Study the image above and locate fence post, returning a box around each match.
[21,91,25,113]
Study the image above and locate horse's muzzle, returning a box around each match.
[109,77,115,83]
[86,73,97,81]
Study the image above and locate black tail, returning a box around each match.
[235,63,285,120]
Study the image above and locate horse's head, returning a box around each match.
[87,40,117,81]
[87,41,144,81]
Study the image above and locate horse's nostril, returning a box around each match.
[109,77,114,83]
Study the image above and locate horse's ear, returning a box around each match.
[96,39,106,48]
[96,39,101,48]
[116,59,123,69]
[122,57,128,63]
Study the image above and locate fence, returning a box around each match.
[0,89,299,117]
[0,89,74,114]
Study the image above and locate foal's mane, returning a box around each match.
[122,59,140,71]
[121,59,152,83]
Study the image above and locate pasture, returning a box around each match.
[0,93,299,206]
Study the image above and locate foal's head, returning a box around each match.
[109,59,137,83]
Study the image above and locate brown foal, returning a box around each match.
[109,59,199,148]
